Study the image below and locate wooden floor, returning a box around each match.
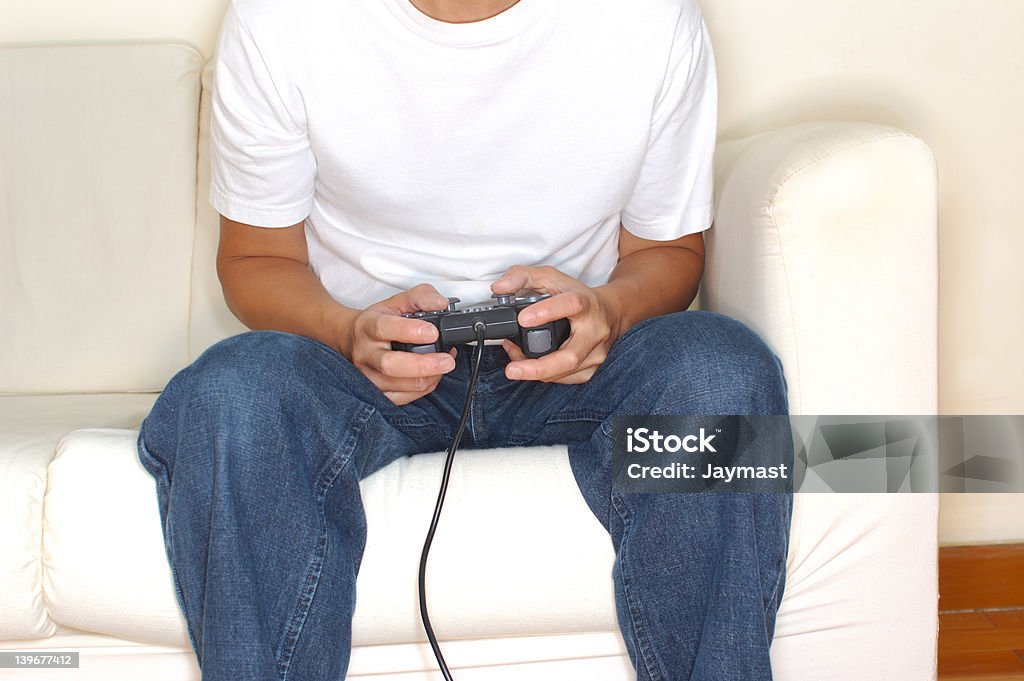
[938,544,1024,680]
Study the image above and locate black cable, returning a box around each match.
[418,322,487,681]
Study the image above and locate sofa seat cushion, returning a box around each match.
[43,430,618,647]
[0,394,156,640]
[40,425,938,681]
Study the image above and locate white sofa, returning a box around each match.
[0,43,939,680]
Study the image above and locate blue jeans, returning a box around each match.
[138,311,792,681]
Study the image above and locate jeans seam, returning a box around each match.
[748,497,773,656]
[544,410,605,425]
[763,496,792,626]
[277,403,375,680]
[765,548,787,618]
[612,493,666,681]
[138,432,200,658]
[163,520,200,658]
[382,413,438,428]
[508,411,605,447]
[136,429,171,488]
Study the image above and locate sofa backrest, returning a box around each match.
[0,43,244,395]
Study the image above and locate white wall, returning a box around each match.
[2,0,1022,545]
[939,494,1024,546]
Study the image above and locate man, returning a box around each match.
[137,0,792,679]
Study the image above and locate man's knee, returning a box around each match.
[180,331,347,415]
[619,311,788,414]
[141,331,344,468]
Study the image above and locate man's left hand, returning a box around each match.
[491,265,624,384]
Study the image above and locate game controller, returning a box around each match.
[391,290,571,359]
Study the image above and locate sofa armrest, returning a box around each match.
[704,122,938,415]
[706,124,940,681]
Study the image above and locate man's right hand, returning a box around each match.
[339,284,457,405]
[217,216,455,405]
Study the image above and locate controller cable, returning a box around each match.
[418,321,487,681]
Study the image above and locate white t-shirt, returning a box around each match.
[210,0,717,309]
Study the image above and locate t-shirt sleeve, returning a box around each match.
[209,2,316,227]
[621,8,717,240]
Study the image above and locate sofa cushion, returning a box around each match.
[42,429,191,647]
[0,44,202,394]
[41,423,938,681]
[43,430,618,648]
[0,394,156,640]
[41,425,939,681]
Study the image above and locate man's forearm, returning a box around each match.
[219,256,357,355]
[596,243,704,340]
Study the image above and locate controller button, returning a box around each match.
[517,290,548,304]
[525,328,552,354]
[411,344,437,354]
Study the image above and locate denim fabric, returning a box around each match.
[138,310,792,681]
